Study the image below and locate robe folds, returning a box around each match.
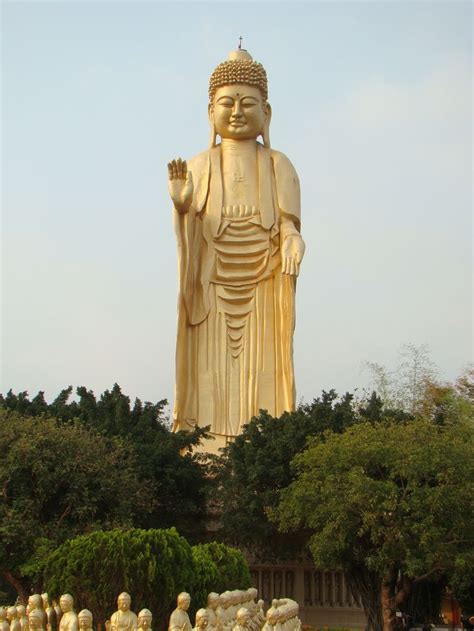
[172,142,301,439]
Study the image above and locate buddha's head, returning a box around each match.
[17,606,26,618]
[177,593,190,612]
[208,49,271,148]
[236,608,250,627]
[207,593,220,609]
[117,593,132,612]
[7,607,17,622]
[138,609,152,630]
[266,608,278,626]
[247,588,257,602]
[28,595,43,611]
[59,595,74,613]
[78,610,93,631]
[194,609,208,629]
[41,594,49,608]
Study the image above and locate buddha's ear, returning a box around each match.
[262,101,272,148]
[208,104,217,148]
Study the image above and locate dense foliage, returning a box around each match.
[0,385,211,538]
[191,542,252,608]
[0,409,148,599]
[43,529,250,631]
[214,390,397,558]
[276,412,474,631]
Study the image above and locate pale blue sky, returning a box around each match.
[2,1,472,408]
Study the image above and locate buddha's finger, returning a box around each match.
[177,158,183,178]
[167,163,174,179]
[182,161,188,177]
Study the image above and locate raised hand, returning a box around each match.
[168,158,194,214]
[281,233,305,276]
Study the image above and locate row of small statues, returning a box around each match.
[1,590,301,631]
[0,594,98,631]
[170,590,301,631]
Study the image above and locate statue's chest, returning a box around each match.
[221,151,258,207]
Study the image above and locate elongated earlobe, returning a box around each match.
[262,102,272,148]
[208,104,217,148]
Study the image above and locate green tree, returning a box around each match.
[0,409,149,600]
[0,385,211,540]
[275,415,474,631]
[191,542,251,609]
[214,391,357,559]
[43,529,251,631]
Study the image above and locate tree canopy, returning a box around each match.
[214,390,358,558]
[275,412,474,631]
[0,408,149,599]
[0,385,211,539]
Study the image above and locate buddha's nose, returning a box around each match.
[232,101,243,117]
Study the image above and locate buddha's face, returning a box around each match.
[118,596,131,612]
[29,596,42,611]
[237,612,250,626]
[211,85,267,141]
[178,596,190,612]
[139,615,151,629]
[60,598,72,613]
[78,616,91,630]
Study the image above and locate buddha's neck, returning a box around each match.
[221,138,258,154]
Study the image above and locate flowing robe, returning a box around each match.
[173,142,301,440]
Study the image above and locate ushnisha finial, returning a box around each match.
[238,36,242,50]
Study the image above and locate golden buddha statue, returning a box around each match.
[193,609,209,631]
[78,610,93,631]
[168,593,192,631]
[231,609,251,631]
[0,608,10,631]
[28,595,48,631]
[16,606,28,631]
[110,594,138,631]
[28,610,45,631]
[59,595,78,631]
[137,609,152,631]
[204,593,219,631]
[168,46,305,451]
[7,606,21,631]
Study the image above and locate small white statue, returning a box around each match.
[137,609,152,631]
[7,606,21,631]
[204,593,219,631]
[232,609,251,631]
[110,593,138,631]
[29,610,45,631]
[59,594,78,631]
[168,593,192,631]
[78,610,93,631]
[28,595,48,630]
[193,609,209,631]
[16,606,28,631]
[0,608,10,631]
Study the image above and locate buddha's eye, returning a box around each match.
[217,97,234,108]
[241,98,258,108]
